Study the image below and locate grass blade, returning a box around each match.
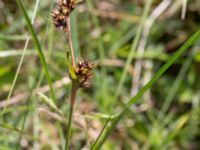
[15,0,56,102]
[0,123,22,133]
[92,29,200,149]
[90,117,111,150]
[114,0,153,104]
[1,0,40,116]
[16,77,36,150]
[38,92,63,116]
[70,11,79,58]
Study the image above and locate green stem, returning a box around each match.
[65,81,78,150]
[65,18,75,67]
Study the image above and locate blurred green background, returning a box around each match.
[0,0,200,149]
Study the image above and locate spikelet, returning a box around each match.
[51,0,77,29]
[74,59,93,88]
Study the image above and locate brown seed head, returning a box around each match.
[74,59,93,88]
[52,0,77,29]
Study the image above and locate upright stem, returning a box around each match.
[65,17,75,67]
[64,16,77,149]
[65,81,78,150]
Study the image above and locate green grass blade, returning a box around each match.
[1,0,40,116]
[0,34,30,41]
[109,27,136,56]
[91,0,153,146]
[127,31,200,107]
[38,92,63,116]
[114,0,153,103]
[16,0,56,102]
[92,111,125,149]
[16,78,36,150]
[158,50,194,120]
[90,117,111,150]
[87,0,109,110]
[92,29,200,149]
[70,11,79,59]
[0,123,22,133]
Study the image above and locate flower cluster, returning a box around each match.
[52,0,94,88]
[74,60,93,88]
[52,0,77,29]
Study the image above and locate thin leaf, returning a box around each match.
[66,50,77,79]
[0,123,22,133]
[38,92,63,116]
[84,113,119,120]
[93,29,200,149]
[16,0,56,102]
[70,11,79,59]
[90,117,111,150]
[113,0,153,104]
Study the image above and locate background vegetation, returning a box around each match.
[0,0,200,149]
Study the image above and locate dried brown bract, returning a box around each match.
[74,59,93,88]
[52,0,77,29]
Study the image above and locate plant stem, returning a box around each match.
[64,15,78,150]
[65,17,75,67]
[65,81,78,150]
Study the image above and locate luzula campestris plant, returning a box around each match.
[51,0,93,149]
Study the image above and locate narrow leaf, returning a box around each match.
[16,0,56,102]
[93,29,200,149]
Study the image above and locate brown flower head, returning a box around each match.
[52,0,77,29]
[74,59,93,88]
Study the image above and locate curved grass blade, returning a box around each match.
[15,0,56,102]
[92,29,200,149]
